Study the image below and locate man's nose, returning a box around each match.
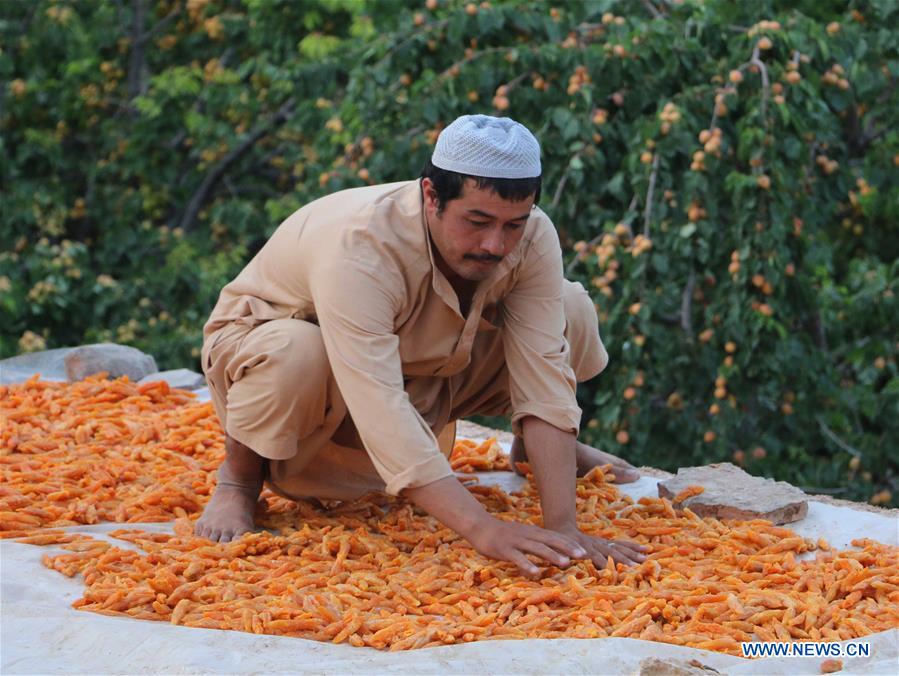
[481,227,506,256]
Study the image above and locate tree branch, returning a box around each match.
[818,416,861,458]
[551,149,583,210]
[641,0,663,19]
[126,0,148,99]
[643,152,660,237]
[564,195,637,275]
[139,3,181,43]
[680,269,695,339]
[748,44,770,130]
[177,98,296,233]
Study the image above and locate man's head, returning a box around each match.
[421,115,542,283]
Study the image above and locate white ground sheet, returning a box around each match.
[2,388,897,674]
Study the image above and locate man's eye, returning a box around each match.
[468,219,490,226]
[506,222,524,230]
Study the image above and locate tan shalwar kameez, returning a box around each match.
[202,180,608,501]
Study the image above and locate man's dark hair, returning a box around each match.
[420,158,541,214]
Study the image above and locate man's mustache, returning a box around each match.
[464,254,503,263]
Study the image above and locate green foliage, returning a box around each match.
[2,0,897,506]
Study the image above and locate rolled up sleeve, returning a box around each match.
[311,260,454,495]
[502,226,581,437]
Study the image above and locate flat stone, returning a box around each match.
[639,658,721,676]
[64,343,158,382]
[658,463,808,525]
[0,348,75,384]
[138,368,206,391]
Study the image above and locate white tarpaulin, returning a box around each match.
[2,474,897,675]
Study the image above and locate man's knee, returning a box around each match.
[217,318,341,460]
[229,319,330,387]
[563,280,608,381]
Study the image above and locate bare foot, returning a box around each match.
[195,484,258,543]
[511,437,640,483]
[194,434,266,543]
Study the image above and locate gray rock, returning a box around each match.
[0,347,74,384]
[138,368,206,391]
[639,657,721,676]
[657,462,808,525]
[64,343,158,382]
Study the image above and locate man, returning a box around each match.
[197,114,646,576]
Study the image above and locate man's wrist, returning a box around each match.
[543,517,579,533]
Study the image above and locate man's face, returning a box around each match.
[423,177,534,284]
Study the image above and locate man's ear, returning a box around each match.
[421,177,438,210]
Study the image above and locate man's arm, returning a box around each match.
[520,415,647,567]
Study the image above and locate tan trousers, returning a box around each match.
[203,280,606,501]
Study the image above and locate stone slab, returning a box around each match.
[138,368,206,391]
[0,347,74,384]
[639,657,721,675]
[658,463,808,525]
[64,343,158,382]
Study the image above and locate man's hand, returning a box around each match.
[575,444,640,483]
[467,518,588,578]
[551,525,647,567]
[405,476,587,577]
[519,416,646,566]
[512,437,641,483]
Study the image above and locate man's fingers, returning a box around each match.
[519,540,570,568]
[527,527,587,559]
[600,541,647,566]
[506,549,540,578]
[601,454,639,483]
[610,465,640,483]
[611,538,649,553]
[579,536,647,567]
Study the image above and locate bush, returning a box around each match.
[2,0,896,505]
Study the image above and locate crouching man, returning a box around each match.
[197,114,645,576]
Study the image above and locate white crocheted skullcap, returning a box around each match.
[432,114,541,179]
